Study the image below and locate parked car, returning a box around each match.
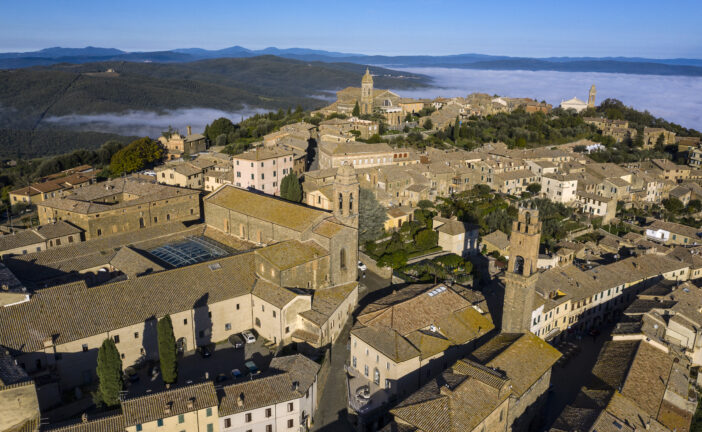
[228,334,245,349]
[231,368,243,379]
[215,373,228,383]
[241,330,256,344]
[244,361,259,375]
[125,367,139,383]
[197,344,213,358]
[358,261,367,271]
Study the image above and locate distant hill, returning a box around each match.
[0,56,426,158]
[1,45,702,75]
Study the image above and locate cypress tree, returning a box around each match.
[280,173,302,202]
[352,101,361,117]
[452,116,460,142]
[96,338,123,407]
[158,314,177,385]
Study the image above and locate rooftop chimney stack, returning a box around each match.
[187,125,192,136]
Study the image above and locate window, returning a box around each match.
[288,419,294,428]
[178,414,185,423]
[364,365,369,376]
[113,335,120,344]
[206,407,212,417]
[136,425,142,432]
[236,304,240,310]
[157,419,163,427]
[374,368,380,385]
[288,402,294,412]
[272,311,276,318]
[262,305,265,312]
[97,229,102,236]
[82,344,88,352]
[207,424,214,432]
[266,426,272,432]
[183,318,188,325]
[285,326,290,334]
[224,418,231,428]
[266,408,272,417]
[134,332,139,339]
[225,323,231,331]
[245,413,252,422]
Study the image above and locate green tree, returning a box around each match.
[452,116,460,142]
[417,200,434,210]
[204,117,236,143]
[377,250,407,269]
[352,101,361,117]
[359,188,387,243]
[404,112,413,122]
[109,137,164,176]
[280,173,302,202]
[526,183,541,195]
[663,197,685,214]
[95,338,123,407]
[573,145,587,153]
[688,199,702,213]
[215,134,227,147]
[415,229,438,251]
[158,315,177,385]
[423,118,433,130]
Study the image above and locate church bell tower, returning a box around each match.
[333,163,359,229]
[502,203,541,333]
[588,84,596,108]
[361,68,374,115]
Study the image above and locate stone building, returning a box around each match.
[9,167,93,206]
[643,127,677,149]
[158,126,208,160]
[502,204,541,333]
[204,164,359,287]
[0,221,83,257]
[37,178,201,240]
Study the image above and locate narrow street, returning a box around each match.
[313,269,391,432]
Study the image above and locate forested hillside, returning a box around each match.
[0,56,426,158]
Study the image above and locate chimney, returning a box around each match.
[81,413,88,423]
[164,401,173,414]
[237,393,244,407]
[187,125,192,136]
[292,381,299,391]
[187,397,195,409]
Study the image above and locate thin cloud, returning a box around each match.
[45,107,269,137]
[388,67,702,130]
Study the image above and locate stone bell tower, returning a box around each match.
[333,162,359,229]
[361,68,374,115]
[502,202,541,333]
[588,84,597,108]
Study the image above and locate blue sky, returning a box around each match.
[2,0,701,58]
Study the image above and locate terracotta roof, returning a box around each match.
[469,332,561,397]
[255,240,328,271]
[109,246,165,278]
[205,185,329,233]
[481,230,510,251]
[251,279,300,308]
[44,413,125,432]
[122,382,217,426]
[0,252,256,352]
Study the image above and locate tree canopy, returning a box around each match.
[158,315,177,385]
[109,137,164,176]
[280,173,302,202]
[358,188,387,243]
[95,338,123,407]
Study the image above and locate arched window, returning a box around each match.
[525,212,531,226]
[349,193,354,211]
[514,256,525,274]
[340,248,347,270]
[338,193,343,212]
[373,368,380,385]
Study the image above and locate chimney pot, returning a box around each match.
[237,393,244,407]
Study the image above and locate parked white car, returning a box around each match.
[241,330,256,344]
[358,261,367,271]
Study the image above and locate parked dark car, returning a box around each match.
[228,334,245,349]
[197,344,213,358]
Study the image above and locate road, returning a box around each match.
[313,269,391,432]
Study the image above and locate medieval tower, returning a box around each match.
[588,84,597,108]
[502,203,541,333]
[361,68,374,115]
[333,162,360,283]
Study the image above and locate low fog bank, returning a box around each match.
[388,67,702,130]
[44,107,269,137]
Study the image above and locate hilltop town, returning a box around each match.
[2,69,702,432]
